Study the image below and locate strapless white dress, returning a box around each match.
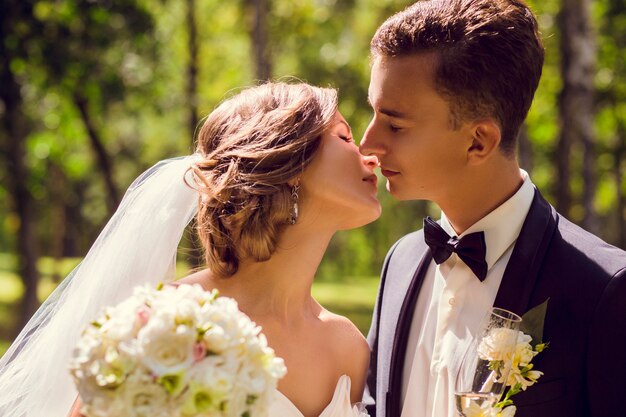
[269,375,370,417]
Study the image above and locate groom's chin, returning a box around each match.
[386,182,414,201]
[387,185,429,203]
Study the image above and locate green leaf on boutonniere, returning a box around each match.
[520,298,549,346]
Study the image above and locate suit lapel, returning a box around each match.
[387,249,433,417]
[381,190,556,416]
[494,188,558,316]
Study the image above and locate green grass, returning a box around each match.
[0,253,380,356]
[312,276,379,335]
[0,255,83,355]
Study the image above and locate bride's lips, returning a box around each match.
[381,168,399,178]
[363,174,378,186]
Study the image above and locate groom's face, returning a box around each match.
[360,53,472,202]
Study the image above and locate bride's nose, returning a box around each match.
[363,154,379,169]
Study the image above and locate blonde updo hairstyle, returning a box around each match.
[192,82,338,277]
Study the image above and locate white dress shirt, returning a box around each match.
[400,171,535,417]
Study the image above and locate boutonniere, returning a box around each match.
[484,299,550,417]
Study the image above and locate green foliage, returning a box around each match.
[520,298,550,346]
[0,252,379,354]
[312,276,380,334]
[1,0,626,342]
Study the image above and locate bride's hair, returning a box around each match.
[191,82,338,277]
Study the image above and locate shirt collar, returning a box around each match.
[439,170,535,271]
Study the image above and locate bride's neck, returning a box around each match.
[226,224,334,323]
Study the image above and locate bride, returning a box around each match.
[0,82,381,417]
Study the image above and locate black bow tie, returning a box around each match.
[423,216,488,281]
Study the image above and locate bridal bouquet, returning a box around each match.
[70,284,287,417]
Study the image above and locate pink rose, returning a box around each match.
[193,343,206,362]
[137,306,151,326]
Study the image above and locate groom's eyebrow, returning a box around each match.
[367,96,409,120]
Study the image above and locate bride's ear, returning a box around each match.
[287,177,301,187]
[466,119,501,165]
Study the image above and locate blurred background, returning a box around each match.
[1,0,625,353]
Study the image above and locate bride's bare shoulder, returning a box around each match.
[318,309,370,401]
[171,269,213,289]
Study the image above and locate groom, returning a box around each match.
[360,1,626,417]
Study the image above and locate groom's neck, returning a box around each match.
[438,159,524,235]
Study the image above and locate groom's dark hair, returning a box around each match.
[371,0,544,156]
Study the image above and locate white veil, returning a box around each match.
[0,154,202,417]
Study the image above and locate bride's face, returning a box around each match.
[299,111,381,230]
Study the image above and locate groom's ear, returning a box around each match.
[466,119,501,165]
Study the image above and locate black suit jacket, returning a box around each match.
[366,189,626,417]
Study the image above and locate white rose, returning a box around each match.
[81,391,125,417]
[202,325,229,353]
[142,306,176,332]
[151,297,198,327]
[477,328,520,362]
[100,299,144,342]
[189,356,234,387]
[138,324,195,376]
[72,284,286,417]
[267,356,288,379]
[95,346,134,388]
[118,371,172,417]
[71,332,101,366]
[183,359,235,414]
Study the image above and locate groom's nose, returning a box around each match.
[359,118,386,157]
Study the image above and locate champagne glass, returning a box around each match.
[454,308,522,416]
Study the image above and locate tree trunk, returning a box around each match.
[64,181,88,257]
[557,0,597,230]
[49,162,67,283]
[247,0,272,81]
[185,0,204,269]
[0,3,40,331]
[615,117,626,249]
[73,91,120,214]
[186,0,199,147]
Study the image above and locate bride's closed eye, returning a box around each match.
[339,135,354,143]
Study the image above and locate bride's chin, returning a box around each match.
[338,204,382,230]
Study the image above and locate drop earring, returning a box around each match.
[289,183,300,225]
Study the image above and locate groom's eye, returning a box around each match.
[389,124,402,133]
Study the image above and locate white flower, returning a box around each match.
[477,328,520,363]
[138,323,195,376]
[505,333,542,389]
[99,299,143,342]
[515,343,534,367]
[81,392,125,417]
[464,400,499,417]
[499,405,517,417]
[71,284,286,417]
[118,371,172,417]
[508,365,543,390]
[202,325,229,353]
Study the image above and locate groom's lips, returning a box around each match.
[381,168,399,178]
